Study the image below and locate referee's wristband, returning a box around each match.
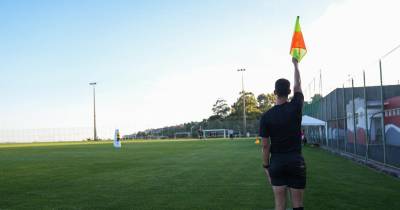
[263,164,270,169]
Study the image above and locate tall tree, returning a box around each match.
[230,91,261,119]
[311,94,323,103]
[211,98,230,119]
[257,93,276,113]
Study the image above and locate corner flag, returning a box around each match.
[290,16,307,62]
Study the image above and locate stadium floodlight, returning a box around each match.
[237,68,247,136]
[89,82,97,141]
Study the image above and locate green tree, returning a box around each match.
[211,98,230,119]
[257,93,276,113]
[311,94,323,103]
[230,91,261,119]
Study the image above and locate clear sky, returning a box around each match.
[1,0,400,135]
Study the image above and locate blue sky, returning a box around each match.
[1,0,399,134]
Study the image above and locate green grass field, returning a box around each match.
[0,139,399,210]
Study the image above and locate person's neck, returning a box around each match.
[276,97,288,105]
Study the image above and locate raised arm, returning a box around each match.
[292,57,302,93]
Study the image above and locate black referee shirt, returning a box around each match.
[259,92,304,153]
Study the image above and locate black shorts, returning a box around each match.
[268,152,306,189]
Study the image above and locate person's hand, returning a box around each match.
[264,168,271,185]
[292,57,299,67]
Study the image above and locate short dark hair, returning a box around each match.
[275,78,290,97]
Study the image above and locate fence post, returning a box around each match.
[325,97,328,146]
[335,89,339,150]
[320,98,323,145]
[343,85,347,152]
[351,79,357,154]
[320,97,323,145]
[330,94,334,149]
[363,70,369,161]
[379,59,387,164]
[329,95,334,149]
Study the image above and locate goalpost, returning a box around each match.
[174,132,191,139]
[202,129,230,139]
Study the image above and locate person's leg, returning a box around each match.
[289,188,304,209]
[272,186,287,210]
[286,153,306,209]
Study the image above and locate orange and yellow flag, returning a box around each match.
[290,16,307,62]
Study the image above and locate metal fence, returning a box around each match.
[0,127,116,143]
[303,54,400,169]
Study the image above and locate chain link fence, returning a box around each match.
[304,47,400,169]
[0,127,116,143]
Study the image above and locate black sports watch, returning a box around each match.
[263,164,270,169]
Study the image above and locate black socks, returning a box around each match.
[293,207,304,210]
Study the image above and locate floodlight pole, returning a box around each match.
[237,68,247,136]
[89,82,97,141]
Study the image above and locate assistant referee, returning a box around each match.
[259,57,306,210]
